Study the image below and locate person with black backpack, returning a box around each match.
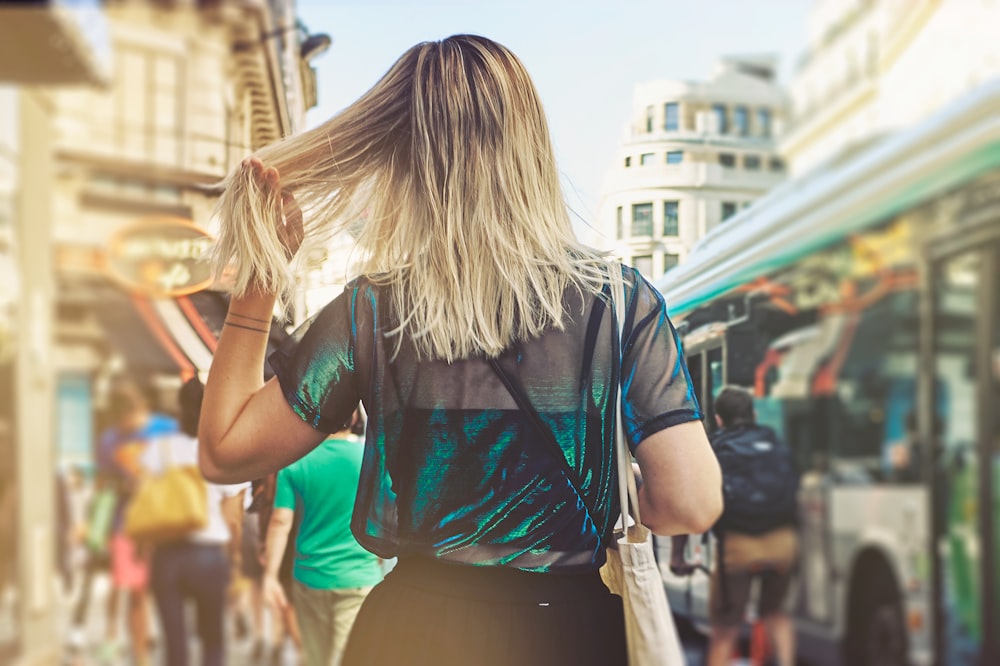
[671,386,800,666]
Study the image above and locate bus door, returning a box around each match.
[683,332,725,429]
[661,332,724,619]
[927,235,1000,666]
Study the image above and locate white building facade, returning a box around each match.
[782,0,1000,175]
[598,55,787,280]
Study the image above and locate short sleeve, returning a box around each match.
[268,281,370,433]
[619,269,703,450]
[273,468,296,511]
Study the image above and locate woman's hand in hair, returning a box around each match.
[243,156,304,260]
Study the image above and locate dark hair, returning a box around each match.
[715,386,755,428]
[178,377,204,437]
[106,380,147,425]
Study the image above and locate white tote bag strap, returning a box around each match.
[611,265,645,542]
[608,264,687,666]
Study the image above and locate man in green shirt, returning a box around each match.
[263,409,383,666]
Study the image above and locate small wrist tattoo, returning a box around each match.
[227,311,271,324]
[223,320,270,334]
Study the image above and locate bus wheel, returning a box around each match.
[846,576,907,666]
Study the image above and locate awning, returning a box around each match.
[74,279,289,380]
[0,3,111,85]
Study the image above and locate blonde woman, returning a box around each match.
[200,34,722,666]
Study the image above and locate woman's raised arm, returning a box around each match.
[199,159,325,483]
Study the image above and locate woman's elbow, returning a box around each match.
[680,484,723,534]
[641,483,723,536]
[198,440,242,485]
[198,447,226,484]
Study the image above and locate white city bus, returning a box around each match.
[653,80,1000,666]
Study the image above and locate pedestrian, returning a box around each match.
[142,377,248,666]
[263,408,382,666]
[230,480,268,659]
[199,33,722,666]
[672,386,800,666]
[231,475,302,664]
[94,380,178,665]
[66,465,114,655]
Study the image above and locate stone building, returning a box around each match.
[0,1,326,661]
[598,55,787,280]
[782,0,1000,175]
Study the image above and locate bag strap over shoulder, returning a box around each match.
[486,262,639,538]
[487,356,600,528]
[610,266,645,542]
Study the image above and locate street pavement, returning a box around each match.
[57,574,300,666]
[6,569,713,666]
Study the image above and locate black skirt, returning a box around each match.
[343,556,627,666]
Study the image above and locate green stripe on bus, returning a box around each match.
[669,142,1000,317]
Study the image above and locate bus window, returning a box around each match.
[825,291,919,482]
[687,351,705,415]
[706,346,724,430]
[756,396,829,476]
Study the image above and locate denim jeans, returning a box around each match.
[150,542,229,666]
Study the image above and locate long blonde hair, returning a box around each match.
[213,34,610,361]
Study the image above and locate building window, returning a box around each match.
[640,152,656,166]
[719,153,736,168]
[633,254,653,277]
[631,203,653,237]
[664,102,679,131]
[733,106,749,136]
[721,201,738,221]
[625,156,632,167]
[712,103,728,134]
[757,108,772,138]
[744,155,761,170]
[645,105,654,133]
[769,157,785,172]
[616,206,623,239]
[666,150,683,165]
[663,201,679,236]
[115,47,183,164]
[663,253,680,271]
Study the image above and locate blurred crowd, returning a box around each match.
[53,378,386,666]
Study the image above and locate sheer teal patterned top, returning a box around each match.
[269,265,702,573]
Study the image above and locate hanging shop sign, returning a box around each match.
[106,217,215,297]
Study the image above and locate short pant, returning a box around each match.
[710,563,796,626]
[709,527,797,627]
[110,533,149,590]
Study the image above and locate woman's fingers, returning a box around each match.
[264,166,279,188]
[243,156,303,259]
[243,157,279,191]
[281,191,302,228]
[244,157,264,184]
[278,204,304,258]
[279,191,304,258]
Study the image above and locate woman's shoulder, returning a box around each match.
[622,264,666,310]
[305,275,384,322]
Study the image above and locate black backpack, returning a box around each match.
[712,423,799,535]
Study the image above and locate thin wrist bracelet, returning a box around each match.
[227,311,271,324]
[223,320,270,334]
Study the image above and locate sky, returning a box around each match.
[297,0,813,242]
